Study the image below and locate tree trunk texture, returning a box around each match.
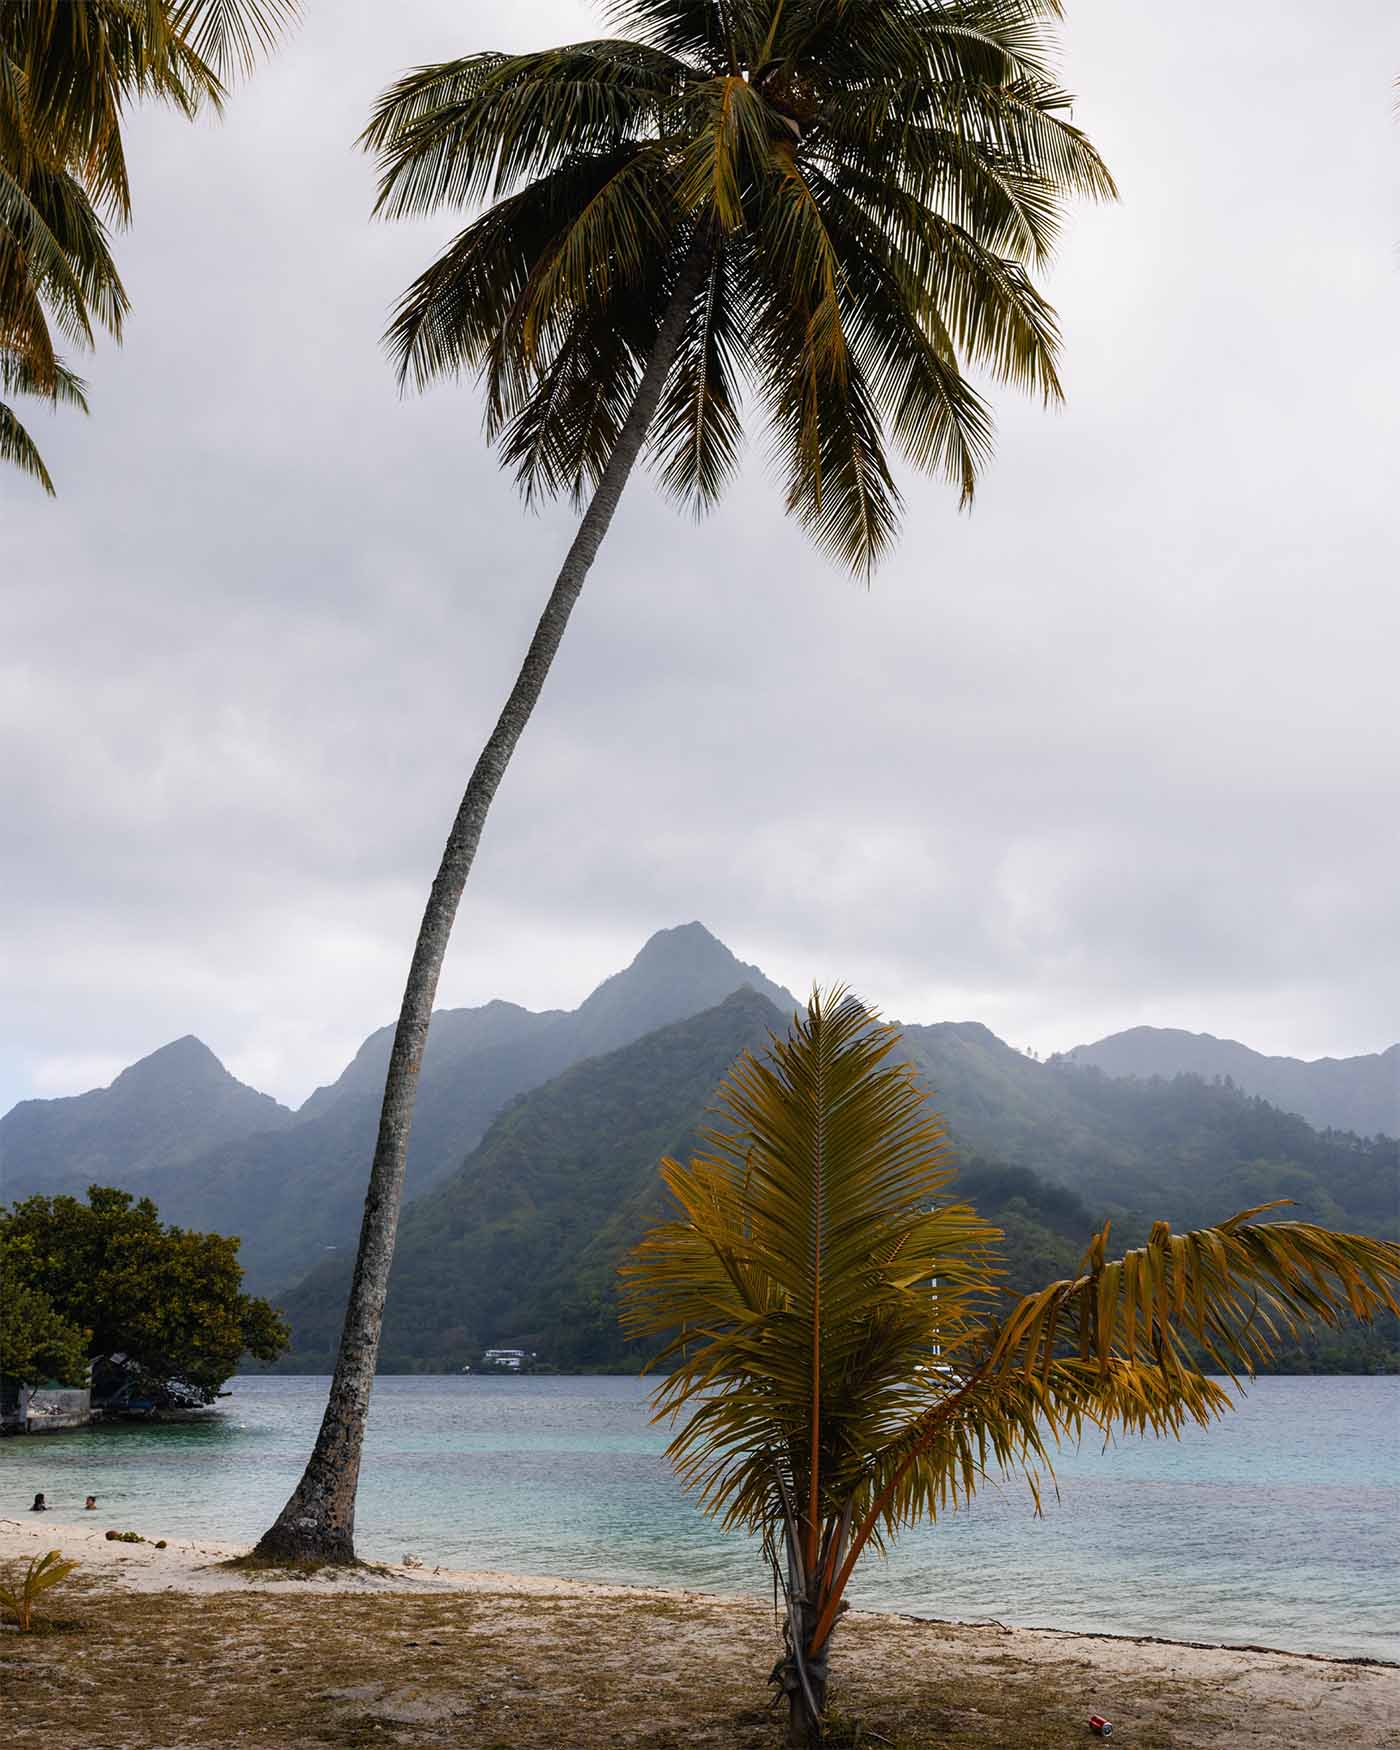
[253,240,709,1566]
[779,1595,831,1748]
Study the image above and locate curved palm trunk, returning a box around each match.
[254,243,707,1565]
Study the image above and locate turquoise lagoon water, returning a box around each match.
[5,1373,1397,1660]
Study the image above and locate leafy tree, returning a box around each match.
[621,990,1400,1746]
[260,0,1114,1565]
[1,1186,288,1405]
[0,0,295,488]
[0,1245,88,1387]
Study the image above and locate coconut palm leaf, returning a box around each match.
[0,0,292,486]
[362,0,1115,573]
[622,988,1400,1737]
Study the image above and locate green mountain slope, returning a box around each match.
[1058,1027,1398,1139]
[276,987,786,1370]
[898,1024,1397,1235]
[0,1036,293,1197]
[3,924,797,1293]
[271,1001,1398,1374]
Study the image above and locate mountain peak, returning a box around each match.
[0,1033,293,1198]
[112,1034,236,1094]
[571,924,796,1056]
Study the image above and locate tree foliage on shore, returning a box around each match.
[0,1186,287,1402]
[621,989,1400,1745]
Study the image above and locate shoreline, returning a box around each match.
[5,1516,1400,1749]
[4,1515,1395,1668]
[2,1516,1391,1666]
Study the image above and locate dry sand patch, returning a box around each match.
[1,1518,1395,1747]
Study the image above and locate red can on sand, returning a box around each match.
[1088,1718,1113,1738]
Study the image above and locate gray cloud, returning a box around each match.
[3,0,1396,1112]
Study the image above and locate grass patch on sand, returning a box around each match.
[0,1575,1337,1749]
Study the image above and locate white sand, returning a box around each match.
[0,1515,709,1599]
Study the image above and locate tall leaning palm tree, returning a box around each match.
[621,990,1400,1745]
[0,0,296,488]
[255,0,1115,1564]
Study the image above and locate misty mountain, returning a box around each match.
[2,924,797,1293]
[898,1022,1396,1233]
[0,1035,293,1198]
[277,987,785,1370]
[1057,1027,1397,1139]
[273,997,1398,1372]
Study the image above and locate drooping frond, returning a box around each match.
[988,1208,1400,1385]
[362,42,695,219]
[646,232,746,508]
[0,347,87,495]
[168,0,299,83]
[0,0,290,486]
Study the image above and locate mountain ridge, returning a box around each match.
[1,924,799,1292]
[0,1035,293,1197]
[1059,1026,1398,1138]
[272,990,1399,1373]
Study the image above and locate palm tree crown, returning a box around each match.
[362,0,1115,572]
[621,988,1400,1741]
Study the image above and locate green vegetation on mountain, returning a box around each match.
[0,1186,287,1403]
[275,987,786,1372]
[0,1035,292,1201]
[5,927,1393,1375]
[898,1024,1397,1233]
[0,925,797,1295]
[1059,1027,1397,1139]
[270,996,1398,1376]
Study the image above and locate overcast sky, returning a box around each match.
[2,0,1396,1115]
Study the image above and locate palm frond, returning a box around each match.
[646,232,746,508]
[674,73,774,231]
[361,42,693,220]
[622,988,1001,1551]
[0,348,82,492]
[602,1,742,73]
[371,0,1116,572]
[168,0,298,83]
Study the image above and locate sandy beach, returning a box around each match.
[3,1515,1398,1747]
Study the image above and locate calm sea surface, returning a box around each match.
[5,1374,1397,1660]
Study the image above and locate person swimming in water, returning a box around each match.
[84,1495,98,1511]
[30,1492,48,1512]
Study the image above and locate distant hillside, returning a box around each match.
[270,1002,1399,1374]
[275,987,787,1370]
[296,999,559,1123]
[0,1036,293,1198]
[2,924,797,1292]
[1059,1027,1398,1139]
[897,1023,1398,1234]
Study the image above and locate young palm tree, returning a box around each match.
[255,0,1116,1566]
[0,0,295,488]
[621,990,1400,1746]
